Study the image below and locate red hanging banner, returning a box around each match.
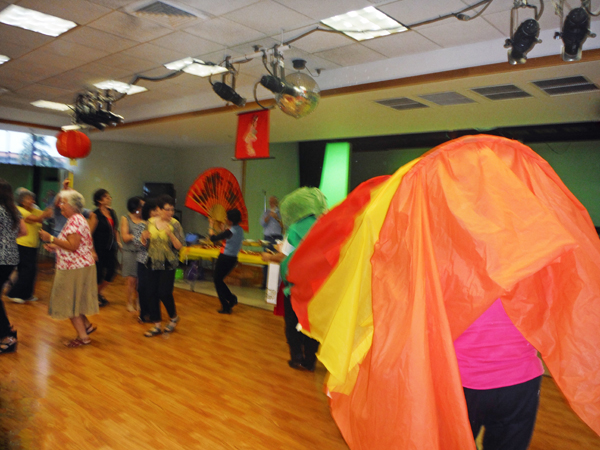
[235,109,270,159]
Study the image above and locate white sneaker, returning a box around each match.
[26,296,39,302]
[6,296,25,304]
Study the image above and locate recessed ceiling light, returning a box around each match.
[0,55,9,65]
[93,80,147,95]
[164,58,229,77]
[321,6,407,41]
[31,100,72,111]
[0,5,77,37]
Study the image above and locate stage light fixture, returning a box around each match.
[74,91,124,131]
[504,1,542,65]
[557,6,595,61]
[210,64,246,107]
[505,18,541,64]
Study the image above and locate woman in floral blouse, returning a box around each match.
[40,190,98,348]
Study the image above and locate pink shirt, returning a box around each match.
[454,299,544,390]
[56,214,95,270]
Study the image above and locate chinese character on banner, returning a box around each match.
[235,109,270,159]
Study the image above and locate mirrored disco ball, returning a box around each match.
[275,72,320,119]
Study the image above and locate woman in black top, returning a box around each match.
[0,180,26,354]
[89,189,119,307]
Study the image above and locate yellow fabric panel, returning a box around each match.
[305,158,422,394]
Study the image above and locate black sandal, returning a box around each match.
[1,336,18,354]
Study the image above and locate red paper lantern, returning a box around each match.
[56,131,91,159]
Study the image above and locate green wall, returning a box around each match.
[349,140,600,226]
[0,164,33,193]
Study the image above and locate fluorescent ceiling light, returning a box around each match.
[321,6,407,41]
[164,57,229,77]
[0,5,77,37]
[0,55,9,65]
[61,124,82,131]
[93,80,147,95]
[31,100,72,111]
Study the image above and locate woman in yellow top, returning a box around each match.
[139,195,184,337]
[7,188,51,303]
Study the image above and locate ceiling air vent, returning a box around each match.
[471,84,532,100]
[419,91,475,106]
[127,0,207,28]
[375,97,428,111]
[532,76,599,96]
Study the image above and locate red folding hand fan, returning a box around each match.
[185,168,249,231]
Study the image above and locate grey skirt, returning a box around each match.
[121,249,138,278]
[49,265,99,320]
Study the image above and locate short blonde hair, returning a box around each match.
[60,190,85,213]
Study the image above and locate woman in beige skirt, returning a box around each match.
[40,190,99,348]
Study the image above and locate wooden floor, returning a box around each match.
[1,260,599,450]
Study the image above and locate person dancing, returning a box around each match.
[40,190,98,348]
[209,209,244,314]
[89,188,118,307]
[120,196,145,313]
[0,180,26,354]
[139,196,183,337]
[6,188,51,303]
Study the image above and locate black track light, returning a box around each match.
[559,7,592,61]
[259,75,298,96]
[505,18,541,65]
[212,81,246,107]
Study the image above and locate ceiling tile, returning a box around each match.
[176,0,261,17]
[8,51,82,75]
[86,0,136,8]
[87,11,173,43]
[223,0,315,36]
[360,30,442,57]
[0,23,53,48]
[17,0,111,25]
[121,43,188,65]
[74,62,132,80]
[16,83,72,101]
[273,0,372,21]
[416,17,506,48]
[61,27,139,53]
[150,31,225,56]
[38,69,99,91]
[285,29,354,53]
[282,47,341,71]
[315,43,387,67]
[379,0,473,29]
[0,40,33,59]
[229,36,280,56]
[43,40,110,63]
[183,17,267,47]
[95,52,158,73]
[0,67,38,90]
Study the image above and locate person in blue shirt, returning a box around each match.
[209,209,244,314]
[260,196,283,289]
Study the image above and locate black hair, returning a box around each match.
[93,188,109,206]
[141,198,157,221]
[227,208,242,225]
[0,179,19,230]
[126,196,143,213]
[157,195,174,209]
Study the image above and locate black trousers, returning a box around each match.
[262,234,283,288]
[137,262,151,322]
[213,254,238,310]
[7,245,38,299]
[284,294,319,368]
[464,376,542,450]
[96,249,117,284]
[0,265,15,338]
[146,268,177,323]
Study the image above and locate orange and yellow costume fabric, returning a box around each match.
[287,135,600,450]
